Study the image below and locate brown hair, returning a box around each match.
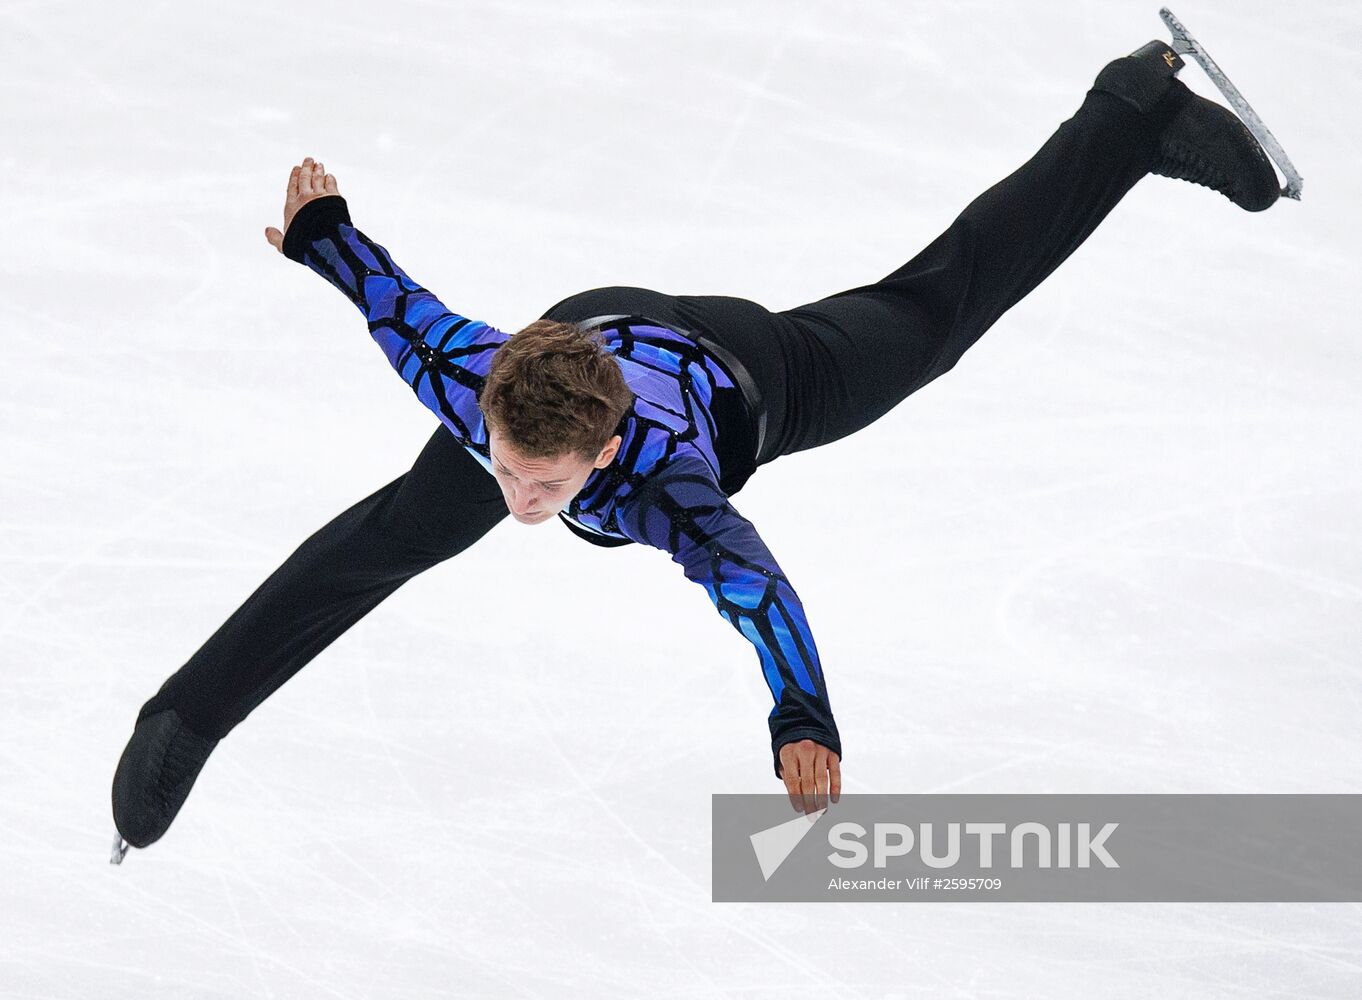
[479,319,634,461]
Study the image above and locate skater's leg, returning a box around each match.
[114,425,506,847]
[764,48,1189,457]
[137,424,508,738]
[536,44,1279,479]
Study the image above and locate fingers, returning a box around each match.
[779,744,804,814]
[292,156,337,201]
[782,745,806,812]
[779,740,839,816]
[813,746,829,813]
[264,226,283,253]
[279,157,337,241]
[802,755,821,817]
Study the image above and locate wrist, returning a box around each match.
[282,195,352,263]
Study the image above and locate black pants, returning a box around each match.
[140,87,1174,738]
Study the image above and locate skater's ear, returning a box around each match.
[593,435,622,468]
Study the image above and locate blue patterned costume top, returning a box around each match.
[282,195,840,776]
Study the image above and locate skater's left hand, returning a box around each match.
[778,739,841,815]
[264,156,340,253]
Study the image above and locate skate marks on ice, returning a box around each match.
[992,461,1362,789]
[3,0,1359,997]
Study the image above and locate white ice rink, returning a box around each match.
[3,0,1360,996]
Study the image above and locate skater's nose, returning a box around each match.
[508,485,541,516]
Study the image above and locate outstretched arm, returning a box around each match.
[264,157,505,446]
[616,453,843,813]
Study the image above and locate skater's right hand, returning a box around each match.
[264,156,341,253]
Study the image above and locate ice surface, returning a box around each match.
[2,0,1360,996]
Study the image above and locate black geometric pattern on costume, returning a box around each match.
[305,225,495,447]
[616,454,841,773]
[284,194,841,775]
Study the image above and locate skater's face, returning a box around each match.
[488,430,621,525]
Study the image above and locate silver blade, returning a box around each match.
[1159,8,1302,200]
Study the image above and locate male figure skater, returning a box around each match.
[112,39,1285,853]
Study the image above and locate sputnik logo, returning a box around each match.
[749,809,827,881]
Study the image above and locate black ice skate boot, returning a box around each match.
[112,708,219,849]
[1092,40,1280,212]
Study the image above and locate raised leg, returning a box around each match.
[767,50,1186,457]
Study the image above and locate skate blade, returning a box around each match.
[1160,8,1303,200]
[110,831,129,865]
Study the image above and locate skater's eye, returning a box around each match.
[496,462,565,491]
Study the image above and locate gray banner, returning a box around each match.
[712,795,1362,902]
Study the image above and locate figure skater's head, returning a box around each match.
[479,319,631,525]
